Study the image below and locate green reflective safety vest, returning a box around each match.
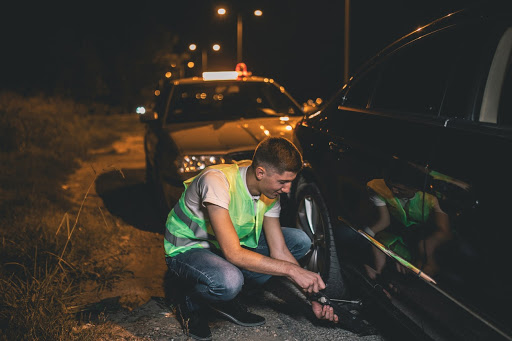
[164,160,277,257]
[367,179,436,227]
[367,179,438,261]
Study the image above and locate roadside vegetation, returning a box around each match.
[0,92,136,340]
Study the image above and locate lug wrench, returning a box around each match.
[308,291,376,335]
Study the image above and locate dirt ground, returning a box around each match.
[63,115,384,340]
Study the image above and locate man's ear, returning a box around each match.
[255,166,266,180]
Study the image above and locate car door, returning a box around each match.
[333,17,504,340]
[414,22,512,340]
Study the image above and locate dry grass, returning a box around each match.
[0,92,135,340]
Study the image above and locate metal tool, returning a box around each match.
[308,291,376,335]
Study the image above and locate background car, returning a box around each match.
[139,66,305,214]
[290,4,512,341]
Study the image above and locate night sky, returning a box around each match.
[1,1,480,108]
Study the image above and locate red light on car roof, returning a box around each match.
[235,63,249,77]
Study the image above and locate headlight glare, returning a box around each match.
[176,155,227,173]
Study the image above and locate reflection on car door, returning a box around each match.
[416,24,512,339]
[337,21,507,339]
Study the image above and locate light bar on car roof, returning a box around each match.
[202,71,239,81]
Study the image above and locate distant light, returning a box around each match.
[212,44,221,51]
[217,8,226,15]
[171,63,177,68]
[154,90,160,96]
[254,9,263,16]
[136,106,146,114]
[202,71,239,81]
[165,71,172,78]
[279,116,289,121]
[285,125,293,131]
[279,86,285,93]
[189,44,197,51]
[315,98,323,105]
[264,129,270,136]
[187,62,195,68]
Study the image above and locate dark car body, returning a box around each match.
[291,5,512,341]
[139,71,304,213]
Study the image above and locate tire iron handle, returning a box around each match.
[308,291,371,335]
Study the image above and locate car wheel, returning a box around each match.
[145,156,154,185]
[295,179,346,298]
[154,172,172,218]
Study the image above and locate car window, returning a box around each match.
[344,67,380,109]
[481,26,512,125]
[498,59,512,126]
[371,27,463,116]
[164,82,299,124]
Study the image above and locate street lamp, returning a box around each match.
[188,43,222,72]
[216,7,262,63]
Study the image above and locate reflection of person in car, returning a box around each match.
[164,137,338,340]
[363,170,452,279]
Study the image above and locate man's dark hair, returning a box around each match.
[252,137,303,174]
[383,160,426,191]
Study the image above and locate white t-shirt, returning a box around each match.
[183,166,281,222]
[370,193,444,213]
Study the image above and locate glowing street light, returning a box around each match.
[216,7,262,63]
[189,43,222,72]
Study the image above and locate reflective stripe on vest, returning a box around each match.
[164,160,277,257]
[367,179,436,227]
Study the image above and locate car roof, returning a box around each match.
[350,3,512,81]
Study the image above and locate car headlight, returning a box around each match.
[175,155,227,173]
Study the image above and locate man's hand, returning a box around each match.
[311,301,339,322]
[288,265,325,293]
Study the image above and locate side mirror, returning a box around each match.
[136,105,159,123]
[302,98,323,114]
[139,111,159,123]
[302,104,317,114]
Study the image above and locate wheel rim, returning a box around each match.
[296,195,327,274]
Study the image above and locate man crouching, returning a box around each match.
[165,137,338,340]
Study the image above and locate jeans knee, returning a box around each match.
[209,267,244,301]
[290,229,312,260]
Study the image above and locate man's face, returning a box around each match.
[259,168,297,199]
[387,181,417,199]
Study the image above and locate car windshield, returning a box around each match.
[165,81,300,124]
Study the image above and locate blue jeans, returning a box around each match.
[166,227,311,310]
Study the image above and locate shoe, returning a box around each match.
[209,297,265,327]
[176,302,212,340]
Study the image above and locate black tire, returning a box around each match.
[294,179,346,298]
[145,156,171,220]
[154,174,172,220]
[145,156,154,186]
